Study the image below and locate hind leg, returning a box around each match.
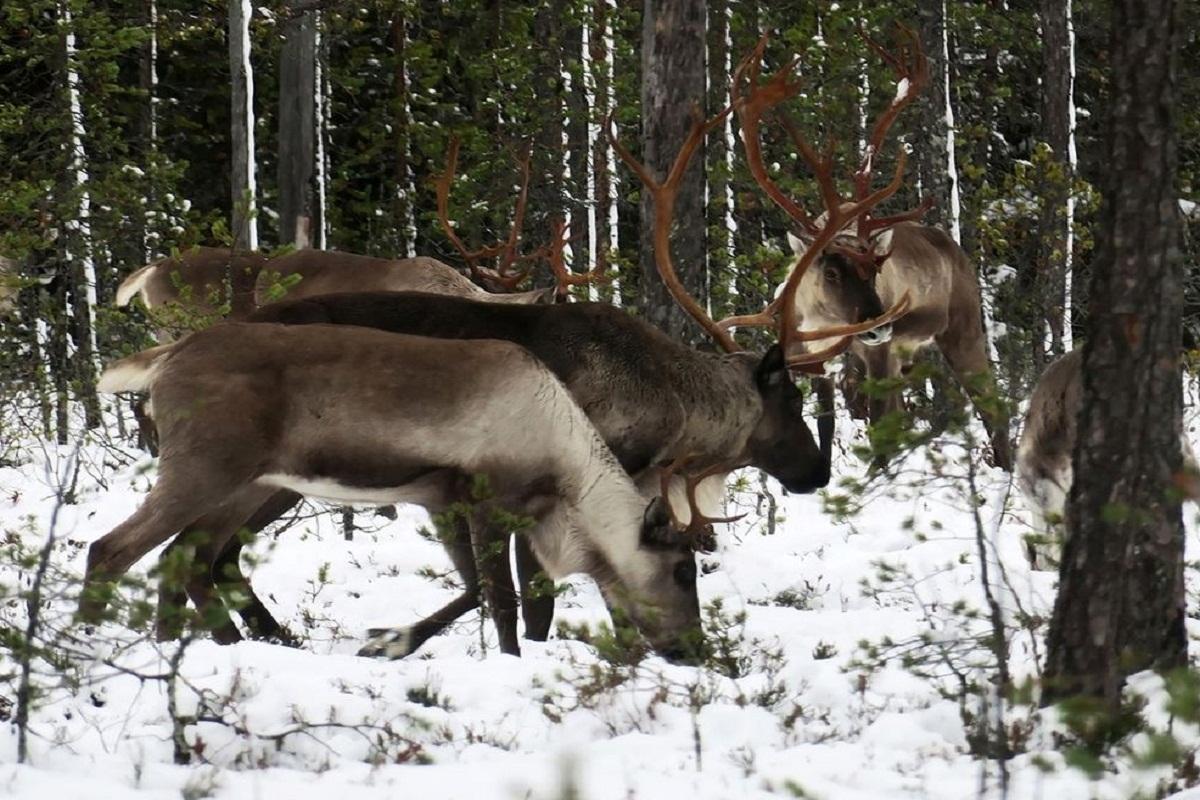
[358,513,482,659]
[82,468,246,623]
[516,534,554,641]
[156,489,302,643]
[213,490,303,644]
[937,327,1013,471]
[157,485,282,644]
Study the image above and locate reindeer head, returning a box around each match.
[733,25,931,355]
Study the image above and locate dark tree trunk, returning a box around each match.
[729,0,765,317]
[614,0,641,307]
[1043,0,1185,710]
[278,2,317,248]
[638,0,706,344]
[1035,0,1073,367]
[228,0,257,250]
[565,10,589,275]
[706,0,731,319]
[590,0,612,298]
[915,0,951,232]
[531,0,566,267]
[390,4,411,257]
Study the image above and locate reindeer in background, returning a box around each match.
[736,27,1012,470]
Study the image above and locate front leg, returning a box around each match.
[515,534,554,641]
[469,509,520,657]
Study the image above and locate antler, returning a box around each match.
[434,136,539,291]
[544,217,610,300]
[851,23,934,242]
[606,106,740,352]
[657,456,746,547]
[720,31,930,369]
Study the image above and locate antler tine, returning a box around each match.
[607,105,739,352]
[434,136,483,272]
[731,35,819,235]
[658,457,746,544]
[434,135,541,291]
[545,217,608,298]
[493,142,534,277]
[852,23,931,238]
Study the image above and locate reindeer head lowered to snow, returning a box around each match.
[85,324,707,662]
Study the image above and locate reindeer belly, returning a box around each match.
[257,465,458,508]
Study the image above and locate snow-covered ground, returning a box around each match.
[2,405,1199,799]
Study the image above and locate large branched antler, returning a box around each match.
[606,105,739,352]
[434,136,540,291]
[543,217,610,300]
[851,23,933,242]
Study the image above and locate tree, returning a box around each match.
[229,0,258,250]
[638,0,706,344]
[278,1,318,248]
[1043,0,1186,711]
[1034,0,1075,368]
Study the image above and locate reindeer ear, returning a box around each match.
[755,344,788,388]
[786,231,811,256]
[870,228,894,257]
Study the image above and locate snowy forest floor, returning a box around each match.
[3,396,1200,800]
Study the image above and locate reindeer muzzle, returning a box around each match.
[857,322,893,346]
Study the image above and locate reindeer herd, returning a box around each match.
[65,26,1167,665]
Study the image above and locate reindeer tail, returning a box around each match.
[97,343,175,393]
[114,262,157,307]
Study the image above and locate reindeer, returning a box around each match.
[86,322,707,661]
[129,34,911,659]
[1017,348,1200,568]
[733,27,1012,470]
[115,246,553,335]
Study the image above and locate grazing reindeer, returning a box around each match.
[734,28,1012,470]
[115,246,553,335]
[87,323,705,661]
[139,40,906,659]
[1017,348,1200,568]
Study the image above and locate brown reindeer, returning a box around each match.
[115,246,553,334]
[87,323,706,661]
[1017,348,1200,567]
[121,49,910,659]
[734,27,1012,470]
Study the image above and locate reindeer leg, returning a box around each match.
[215,490,304,645]
[515,534,554,641]
[171,485,282,645]
[358,513,481,659]
[936,327,1013,471]
[840,351,870,421]
[82,469,245,623]
[469,507,520,657]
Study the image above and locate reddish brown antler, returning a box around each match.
[658,456,746,545]
[606,105,739,352]
[851,23,933,243]
[544,217,609,300]
[434,136,539,292]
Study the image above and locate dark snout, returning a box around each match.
[857,322,893,346]
[778,458,831,494]
[656,631,707,666]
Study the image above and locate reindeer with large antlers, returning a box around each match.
[733,26,1012,470]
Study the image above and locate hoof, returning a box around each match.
[358,627,416,660]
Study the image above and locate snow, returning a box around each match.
[2,401,1200,799]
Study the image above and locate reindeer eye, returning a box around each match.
[673,559,697,587]
[823,267,839,283]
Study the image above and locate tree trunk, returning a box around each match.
[915,0,952,232]
[638,0,706,344]
[531,0,566,273]
[229,0,258,250]
[706,0,732,319]
[1043,0,1185,711]
[1035,0,1073,366]
[565,8,589,275]
[390,5,412,257]
[614,0,641,308]
[278,1,317,248]
[590,0,613,299]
